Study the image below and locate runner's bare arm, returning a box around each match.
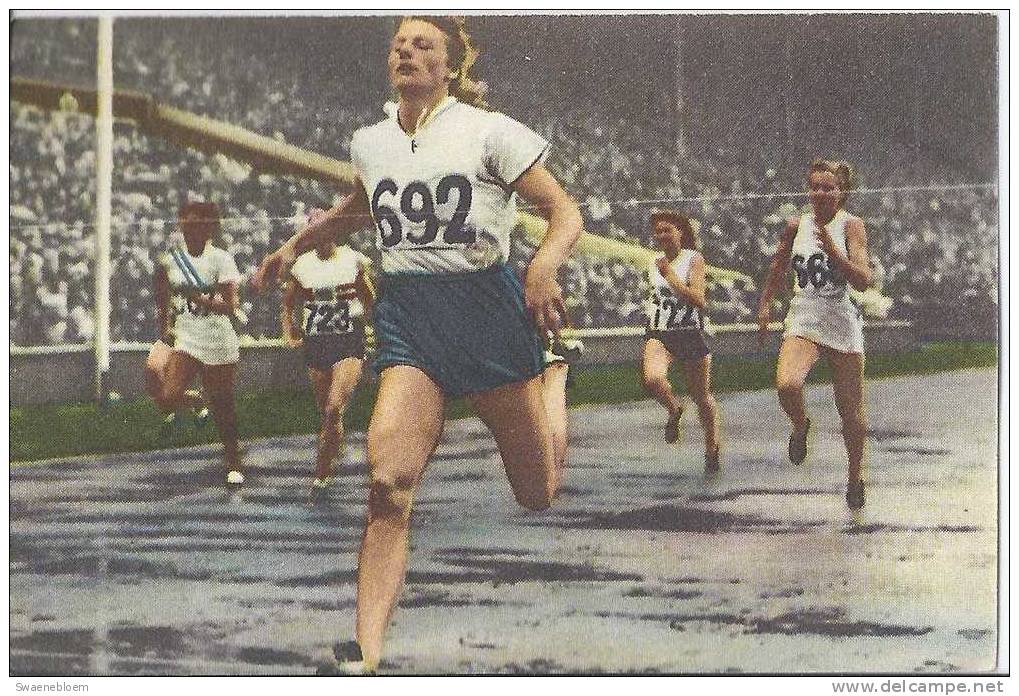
[513,163,583,333]
[657,253,707,309]
[756,217,798,340]
[757,218,798,322]
[355,263,376,316]
[281,278,303,347]
[252,183,372,291]
[820,217,872,291]
[154,265,172,342]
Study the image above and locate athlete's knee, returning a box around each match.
[775,374,803,398]
[154,384,186,412]
[640,370,665,393]
[367,472,415,521]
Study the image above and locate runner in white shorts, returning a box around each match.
[757,159,874,509]
[145,201,245,485]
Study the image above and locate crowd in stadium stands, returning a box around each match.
[10,19,998,347]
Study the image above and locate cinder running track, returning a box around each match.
[10,368,998,675]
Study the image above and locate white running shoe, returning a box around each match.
[226,470,245,486]
[543,348,561,366]
[555,336,586,361]
[194,406,211,427]
[317,641,369,676]
[545,334,585,367]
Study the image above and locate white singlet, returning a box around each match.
[162,244,241,365]
[290,247,370,337]
[784,209,865,354]
[645,249,706,333]
[350,97,549,275]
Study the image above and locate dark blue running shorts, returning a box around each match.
[645,329,712,362]
[303,320,366,371]
[372,263,545,397]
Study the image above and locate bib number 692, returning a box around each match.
[372,175,475,248]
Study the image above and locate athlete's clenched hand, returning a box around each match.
[524,263,567,336]
[252,250,287,292]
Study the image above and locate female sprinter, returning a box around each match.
[756,159,873,509]
[640,210,720,472]
[281,208,375,489]
[145,201,244,484]
[253,17,581,672]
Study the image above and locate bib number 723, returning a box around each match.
[371,175,475,248]
[304,302,352,336]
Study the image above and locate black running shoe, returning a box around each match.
[665,407,683,445]
[317,640,368,675]
[308,476,333,504]
[846,480,865,510]
[788,418,810,465]
[705,445,720,474]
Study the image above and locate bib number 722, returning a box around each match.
[653,295,698,330]
[371,175,475,248]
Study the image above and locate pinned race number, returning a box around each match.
[303,300,353,336]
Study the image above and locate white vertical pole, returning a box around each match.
[94,16,114,402]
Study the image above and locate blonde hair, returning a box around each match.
[404,16,489,110]
[809,158,857,208]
